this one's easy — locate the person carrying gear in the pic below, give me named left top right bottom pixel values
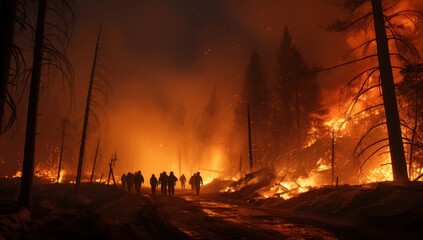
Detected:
left=189, top=174, right=195, bottom=190
left=121, top=173, right=127, bottom=190
left=167, top=171, right=178, bottom=195
left=194, top=172, right=203, bottom=195
left=159, top=171, right=168, bottom=196
left=126, top=172, right=134, bottom=193
left=134, top=171, right=144, bottom=194
left=180, top=174, right=186, bottom=189
left=150, top=174, right=158, bottom=195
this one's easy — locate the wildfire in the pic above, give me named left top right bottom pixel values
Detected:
left=8, top=168, right=68, bottom=183
left=366, top=164, right=393, bottom=182
left=12, top=170, right=22, bottom=178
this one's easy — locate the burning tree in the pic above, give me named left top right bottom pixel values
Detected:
left=328, top=0, right=422, bottom=182
left=398, top=64, right=423, bottom=179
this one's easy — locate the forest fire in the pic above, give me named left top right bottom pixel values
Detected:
left=9, top=168, right=67, bottom=183
left=2, top=0, right=423, bottom=239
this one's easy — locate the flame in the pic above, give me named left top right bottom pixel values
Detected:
left=34, top=169, right=59, bottom=183
left=12, top=170, right=22, bottom=178
left=220, top=186, right=235, bottom=193
left=9, top=167, right=68, bottom=183
left=255, top=159, right=332, bottom=200
left=366, top=164, right=393, bottom=182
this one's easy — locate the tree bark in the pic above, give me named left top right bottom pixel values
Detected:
left=17, top=0, right=47, bottom=210
left=371, top=0, right=409, bottom=182
left=57, top=120, right=66, bottom=183
left=75, top=27, right=102, bottom=194
left=90, top=135, right=100, bottom=183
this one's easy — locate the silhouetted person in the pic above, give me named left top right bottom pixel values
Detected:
left=189, top=174, right=195, bottom=190
left=168, top=171, right=178, bottom=195
left=121, top=173, right=127, bottom=190
left=194, top=172, right=203, bottom=195
left=150, top=174, right=158, bottom=195
left=126, top=172, right=134, bottom=193
left=134, top=171, right=144, bottom=195
left=180, top=174, right=186, bottom=189
left=159, top=171, right=168, bottom=196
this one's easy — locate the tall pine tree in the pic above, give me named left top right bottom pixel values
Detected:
left=234, top=49, right=272, bottom=170
left=275, top=27, right=326, bottom=167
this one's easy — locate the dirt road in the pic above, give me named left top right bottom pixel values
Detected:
left=99, top=189, right=346, bottom=239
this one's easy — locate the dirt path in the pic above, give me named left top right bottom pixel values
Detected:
left=98, top=189, right=344, bottom=239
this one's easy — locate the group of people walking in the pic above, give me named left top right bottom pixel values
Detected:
left=120, top=171, right=204, bottom=196
left=120, top=171, right=144, bottom=194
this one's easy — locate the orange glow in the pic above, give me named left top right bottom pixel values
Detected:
left=12, top=170, right=22, bottom=178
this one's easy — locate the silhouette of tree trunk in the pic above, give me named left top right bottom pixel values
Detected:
left=57, top=120, right=67, bottom=183
left=90, top=135, right=100, bottom=183
left=247, top=104, right=253, bottom=172
left=371, top=0, right=408, bottom=182
left=75, top=28, right=102, bottom=194
left=17, top=0, right=47, bottom=210
left=0, top=0, right=18, bottom=134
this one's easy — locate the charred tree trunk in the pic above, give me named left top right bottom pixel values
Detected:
left=57, top=120, right=66, bottom=183
left=17, top=0, right=47, bottom=210
left=90, top=135, right=100, bottom=183
left=371, top=0, right=408, bottom=182
left=247, top=104, right=253, bottom=172
left=408, top=94, right=418, bottom=180
left=75, top=28, right=102, bottom=194
left=331, top=129, right=335, bottom=185
left=0, top=0, right=18, bottom=133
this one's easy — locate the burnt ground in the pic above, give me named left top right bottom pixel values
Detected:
left=0, top=178, right=422, bottom=239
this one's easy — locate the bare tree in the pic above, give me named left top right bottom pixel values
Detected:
left=17, top=0, right=76, bottom=210
left=90, top=135, right=101, bottom=183
left=17, top=0, right=47, bottom=209
left=75, top=27, right=111, bottom=194
left=57, top=118, right=73, bottom=183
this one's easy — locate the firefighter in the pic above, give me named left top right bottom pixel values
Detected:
left=168, top=171, right=178, bottom=195
left=194, top=172, right=203, bottom=195
left=134, top=170, right=144, bottom=194
left=126, top=172, right=134, bottom=192
left=180, top=174, right=186, bottom=189
left=189, top=174, right=195, bottom=190
left=120, top=173, right=127, bottom=190
left=150, top=174, right=158, bottom=195
left=159, top=171, right=168, bottom=196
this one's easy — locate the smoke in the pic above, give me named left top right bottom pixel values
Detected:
left=4, top=0, right=414, bottom=182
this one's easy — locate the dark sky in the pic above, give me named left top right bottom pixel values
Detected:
left=1, top=0, right=421, bottom=179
